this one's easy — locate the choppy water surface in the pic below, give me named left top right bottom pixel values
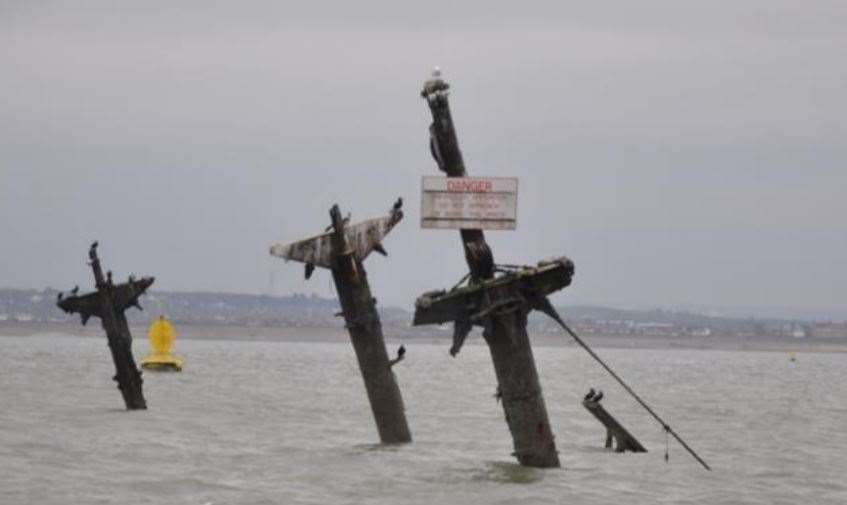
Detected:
left=1, top=334, right=845, bottom=504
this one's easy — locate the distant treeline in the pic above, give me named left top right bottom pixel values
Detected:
left=0, top=288, right=401, bottom=327
left=0, top=287, right=826, bottom=337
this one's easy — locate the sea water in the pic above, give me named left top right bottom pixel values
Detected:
left=1, top=334, right=844, bottom=504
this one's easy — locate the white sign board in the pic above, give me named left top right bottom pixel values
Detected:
left=421, top=176, right=518, bottom=230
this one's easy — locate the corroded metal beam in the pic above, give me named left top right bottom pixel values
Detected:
left=56, top=242, right=152, bottom=410
left=270, top=200, right=412, bottom=444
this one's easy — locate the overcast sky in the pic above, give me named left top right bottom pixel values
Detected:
left=1, top=1, right=845, bottom=315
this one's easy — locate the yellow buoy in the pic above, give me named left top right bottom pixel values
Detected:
left=141, top=315, right=184, bottom=371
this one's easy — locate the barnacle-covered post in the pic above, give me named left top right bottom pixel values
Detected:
left=417, top=71, right=572, bottom=467
left=56, top=242, right=153, bottom=410
left=270, top=200, right=412, bottom=444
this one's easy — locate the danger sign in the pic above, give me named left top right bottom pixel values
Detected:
left=421, top=176, right=518, bottom=230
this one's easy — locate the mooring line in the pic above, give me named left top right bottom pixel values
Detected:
left=545, top=305, right=712, bottom=470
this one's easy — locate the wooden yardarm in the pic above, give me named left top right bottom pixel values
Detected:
left=56, top=242, right=153, bottom=410
left=417, top=73, right=573, bottom=467
left=269, top=201, right=412, bottom=444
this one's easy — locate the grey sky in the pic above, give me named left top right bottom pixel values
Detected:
left=1, top=1, right=845, bottom=314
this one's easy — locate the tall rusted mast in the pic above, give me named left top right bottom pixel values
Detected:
left=56, top=242, right=154, bottom=410
left=419, top=72, right=564, bottom=467
left=270, top=200, right=412, bottom=444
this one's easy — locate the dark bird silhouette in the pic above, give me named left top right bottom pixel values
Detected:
left=584, top=388, right=596, bottom=401
left=57, top=292, right=63, bottom=301
left=88, top=242, right=98, bottom=263
left=70, top=285, right=79, bottom=295
left=324, top=213, right=351, bottom=232
left=388, top=344, right=406, bottom=368
left=393, top=197, right=403, bottom=212
left=593, top=390, right=604, bottom=402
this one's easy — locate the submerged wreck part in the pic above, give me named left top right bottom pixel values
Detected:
left=419, top=72, right=569, bottom=468
left=270, top=201, right=412, bottom=444
left=414, top=260, right=575, bottom=466
left=544, top=306, right=712, bottom=470
left=56, top=242, right=152, bottom=410
left=582, top=393, right=647, bottom=453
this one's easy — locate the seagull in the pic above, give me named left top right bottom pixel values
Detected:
left=70, top=285, right=79, bottom=295
left=584, top=388, right=596, bottom=401
left=593, top=390, right=604, bottom=402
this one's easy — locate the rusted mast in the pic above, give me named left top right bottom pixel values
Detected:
left=56, top=242, right=153, bottom=410
left=270, top=201, right=411, bottom=444
left=420, top=72, right=560, bottom=467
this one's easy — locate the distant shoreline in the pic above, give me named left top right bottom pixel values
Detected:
left=2, top=320, right=846, bottom=354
